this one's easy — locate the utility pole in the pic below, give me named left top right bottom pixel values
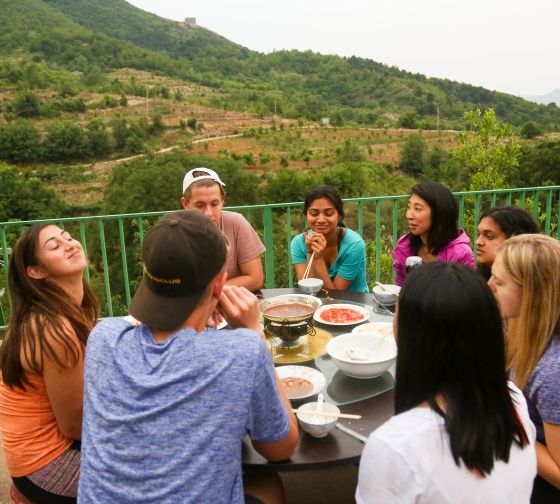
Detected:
left=146, top=87, right=149, bottom=116
left=436, top=101, right=440, bottom=133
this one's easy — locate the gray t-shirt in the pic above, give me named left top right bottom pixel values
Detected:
left=524, top=335, right=560, bottom=444
left=79, top=318, right=290, bottom=504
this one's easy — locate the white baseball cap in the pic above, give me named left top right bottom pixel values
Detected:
left=182, top=167, right=226, bottom=194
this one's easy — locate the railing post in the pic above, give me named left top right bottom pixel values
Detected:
left=262, top=206, right=275, bottom=288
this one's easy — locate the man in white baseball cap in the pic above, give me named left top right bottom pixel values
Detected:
left=181, top=167, right=265, bottom=291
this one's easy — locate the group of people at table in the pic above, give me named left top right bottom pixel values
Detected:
left=0, top=167, right=557, bottom=503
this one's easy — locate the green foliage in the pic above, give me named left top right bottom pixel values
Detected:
left=520, top=121, right=542, bottom=139
left=453, top=108, right=521, bottom=190
left=42, top=121, right=85, bottom=161
left=399, top=134, right=428, bottom=176
left=10, top=91, right=41, bottom=118
left=0, top=120, right=41, bottom=162
left=516, top=140, right=560, bottom=186
left=86, top=118, right=111, bottom=157
left=0, top=163, right=69, bottom=221
left=398, top=111, right=419, bottom=129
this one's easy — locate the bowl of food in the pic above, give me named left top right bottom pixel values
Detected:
left=372, top=284, right=401, bottom=306
left=326, top=331, right=397, bottom=379
left=276, top=365, right=326, bottom=400
left=296, top=400, right=340, bottom=438
left=259, top=294, right=322, bottom=324
left=297, top=277, right=324, bottom=295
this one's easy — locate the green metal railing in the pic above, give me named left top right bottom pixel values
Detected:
left=1, top=185, right=559, bottom=330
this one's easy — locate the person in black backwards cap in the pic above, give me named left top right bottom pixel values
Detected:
left=79, top=210, right=298, bottom=504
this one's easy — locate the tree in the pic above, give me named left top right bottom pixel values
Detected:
left=0, top=164, right=68, bottom=221
left=42, top=122, right=85, bottom=161
left=0, top=120, right=41, bottom=162
left=520, top=121, right=542, bottom=139
left=11, top=91, right=41, bottom=118
left=86, top=119, right=111, bottom=157
left=453, top=108, right=520, bottom=190
left=398, top=111, right=419, bottom=129
left=399, top=134, right=428, bottom=176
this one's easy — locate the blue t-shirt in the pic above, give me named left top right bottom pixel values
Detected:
left=524, top=335, right=560, bottom=444
left=290, top=228, right=368, bottom=292
left=79, top=318, right=290, bottom=504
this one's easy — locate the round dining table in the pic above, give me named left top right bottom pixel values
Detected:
left=242, top=288, right=396, bottom=472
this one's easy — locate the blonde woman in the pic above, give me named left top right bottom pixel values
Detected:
left=490, top=234, right=560, bottom=502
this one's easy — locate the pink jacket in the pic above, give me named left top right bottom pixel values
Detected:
left=392, top=230, right=475, bottom=286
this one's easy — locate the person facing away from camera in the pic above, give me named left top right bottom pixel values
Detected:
left=181, top=167, right=265, bottom=291
left=79, top=210, right=298, bottom=504
left=291, top=185, right=368, bottom=292
left=490, top=234, right=560, bottom=502
left=475, top=205, right=539, bottom=280
left=393, top=181, right=475, bottom=286
left=0, top=224, right=99, bottom=503
left=356, top=262, right=536, bottom=503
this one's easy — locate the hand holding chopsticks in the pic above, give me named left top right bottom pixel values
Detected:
left=291, top=408, right=361, bottom=420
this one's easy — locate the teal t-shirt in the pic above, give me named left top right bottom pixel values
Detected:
left=291, top=227, right=369, bottom=292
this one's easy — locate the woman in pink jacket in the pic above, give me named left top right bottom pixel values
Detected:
left=393, top=181, right=475, bottom=286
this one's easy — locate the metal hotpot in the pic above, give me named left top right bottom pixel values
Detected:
left=259, top=294, right=322, bottom=341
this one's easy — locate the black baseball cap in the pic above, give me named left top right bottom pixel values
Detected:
left=129, top=210, right=228, bottom=331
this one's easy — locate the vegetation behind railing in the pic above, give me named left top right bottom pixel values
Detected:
left=1, top=185, right=559, bottom=330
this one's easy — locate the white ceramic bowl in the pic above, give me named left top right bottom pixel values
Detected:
left=297, top=277, right=323, bottom=295
left=296, top=401, right=340, bottom=438
left=326, top=331, right=397, bottom=379
left=372, top=284, right=401, bottom=306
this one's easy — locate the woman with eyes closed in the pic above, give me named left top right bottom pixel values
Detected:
left=181, top=167, right=265, bottom=292
left=475, top=205, right=539, bottom=280
left=0, top=224, right=99, bottom=503
left=291, top=185, right=368, bottom=292
left=392, top=181, right=475, bottom=286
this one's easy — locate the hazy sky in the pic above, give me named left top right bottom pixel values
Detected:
left=127, top=0, right=559, bottom=97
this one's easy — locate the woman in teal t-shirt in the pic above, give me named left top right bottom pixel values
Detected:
left=290, top=186, right=368, bottom=292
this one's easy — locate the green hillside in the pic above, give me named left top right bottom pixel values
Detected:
left=0, top=0, right=548, bottom=129
left=36, top=0, right=560, bottom=129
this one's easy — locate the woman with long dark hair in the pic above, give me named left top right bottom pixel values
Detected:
left=490, top=234, right=560, bottom=502
left=356, top=262, right=536, bottom=502
left=476, top=205, right=539, bottom=280
left=392, top=181, right=475, bottom=285
left=291, top=185, right=368, bottom=292
left=0, top=224, right=99, bottom=503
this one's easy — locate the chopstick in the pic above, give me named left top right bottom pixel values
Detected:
left=291, top=408, right=361, bottom=420
left=302, top=251, right=315, bottom=280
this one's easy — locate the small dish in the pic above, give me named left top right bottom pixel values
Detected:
left=313, top=304, right=370, bottom=326
left=296, top=400, right=340, bottom=438
left=276, top=365, right=326, bottom=400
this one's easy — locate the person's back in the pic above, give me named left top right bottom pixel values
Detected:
left=356, top=262, right=536, bottom=503
left=357, top=385, right=535, bottom=503
left=79, top=210, right=297, bottom=503
left=80, top=320, right=288, bottom=503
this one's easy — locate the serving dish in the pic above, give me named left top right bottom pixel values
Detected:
left=313, top=304, right=370, bottom=326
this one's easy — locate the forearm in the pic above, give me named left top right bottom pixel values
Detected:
left=311, top=258, right=335, bottom=289
left=536, top=441, right=560, bottom=489
left=226, top=274, right=262, bottom=292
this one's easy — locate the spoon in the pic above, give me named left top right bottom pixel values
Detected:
left=374, top=281, right=387, bottom=291
left=313, top=393, right=324, bottom=423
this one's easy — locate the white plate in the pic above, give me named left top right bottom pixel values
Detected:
left=352, top=321, right=394, bottom=337
left=313, top=304, right=370, bottom=326
left=276, top=365, right=326, bottom=400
